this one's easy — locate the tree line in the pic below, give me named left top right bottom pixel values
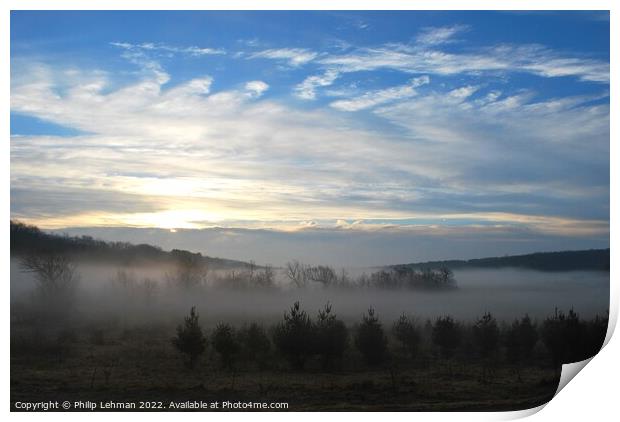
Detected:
left=173, top=302, right=608, bottom=383
left=10, top=220, right=243, bottom=269
left=395, top=249, right=610, bottom=272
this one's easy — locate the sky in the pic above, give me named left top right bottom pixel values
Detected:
left=10, top=11, right=610, bottom=266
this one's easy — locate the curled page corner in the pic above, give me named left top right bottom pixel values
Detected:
left=555, top=357, right=594, bottom=396
left=500, top=356, right=596, bottom=420
left=498, top=402, right=547, bottom=420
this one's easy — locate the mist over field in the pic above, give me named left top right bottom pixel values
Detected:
left=10, top=259, right=609, bottom=324
left=48, top=226, right=611, bottom=268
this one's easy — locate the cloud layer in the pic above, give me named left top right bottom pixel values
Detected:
left=10, top=20, right=610, bottom=263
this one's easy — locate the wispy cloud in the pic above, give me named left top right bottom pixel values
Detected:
left=330, top=76, right=430, bottom=111
left=10, top=16, right=610, bottom=260
left=110, top=41, right=225, bottom=56
left=248, top=48, right=318, bottom=67
left=319, top=42, right=609, bottom=83
left=294, top=69, right=340, bottom=100
left=416, top=25, right=469, bottom=45
left=10, top=56, right=608, bottom=239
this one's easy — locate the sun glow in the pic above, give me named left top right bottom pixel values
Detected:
left=111, top=209, right=222, bottom=229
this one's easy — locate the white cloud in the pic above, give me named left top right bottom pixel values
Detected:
left=116, top=46, right=170, bottom=85
left=248, top=48, right=318, bottom=67
left=330, top=76, right=430, bottom=112
left=319, top=42, right=609, bottom=83
left=244, top=80, right=269, bottom=98
left=111, top=41, right=225, bottom=56
left=410, top=75, right=431, bottom=87
left=294, top=69, right=340, bottom=100
left=416, top=25, right=469, bottom=46
left=166, top=77, right=213, bottom=96
left=448, top=85, right=478, bottom=100
left=10, top=57, right=609, bottom=240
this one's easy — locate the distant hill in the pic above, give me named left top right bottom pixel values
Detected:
left=10, top=220, right=252, bottom=269
left=392, top=249, right=610, bottom=272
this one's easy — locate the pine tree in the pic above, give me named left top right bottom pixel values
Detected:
left=355, top=307, right=388, bottom=366
left=172, top=306, right=207, bottom=368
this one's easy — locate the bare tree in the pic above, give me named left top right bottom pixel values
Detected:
left=285, top=260, right=307, bottom=288
left=167, top=250, right=208, bottom=289
left=307, top=265, right=337, bottom=287
left=19, top=253, right=79, bottom=300
left=255, top=265, right=275, bottom=288
left=337, top=269, right=351, bottom=287
left=247, top=260, right=257, bottom=281
left=139, top=277, right=158, bottom=304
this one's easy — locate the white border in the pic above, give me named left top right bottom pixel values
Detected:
left=2, top=1, right=616, bottom=421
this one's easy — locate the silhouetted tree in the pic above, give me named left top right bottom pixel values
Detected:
left=393, top=314, right=420, bottom=359
left=315, top=303, right=348, bottom=370
left=432, top=316, right=461, bottom=359
left=19, top=253, right=79, bottom=308
left=473, top=312, right=500, bottom=358
left=438, top=267, right=455, bottom=286
left=139, top=277, right=158, bottom=304
left=239, top=323, right=271, bottom=369
left=167, top=250, right=208, bottom=289
left=541, top=307, right=591, bottom=372
left=172, top=306, right=207, bottom=368
left=212, top=323, right=241, bottom=370
left=254, top=265, right=275, bottom=288
left=564, top=308, right=587, bottom=362
left=273, top=301, right=315, bottom=370
left=472, top=312, right=500, bottom=383
left=541, top=309, right=566, bottom=371
left=285, top=261, right=308, bottom=288
left=355, top=307, right=388, bottom=366
left=583, top=312, right=608, bottom=358
left=504, top=314, right=538, bottom=381
left=307, top=265, right=338, bottom=287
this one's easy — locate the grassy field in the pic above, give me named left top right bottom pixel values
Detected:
left=11, top=320, right=560, bottom=411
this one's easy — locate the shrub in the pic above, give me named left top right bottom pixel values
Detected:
left=172, top=306, right=207, bottom=368
left=583, top=313, right=608, bottom=358
left=238, top=323, right=271, bottom=369
left=432, top=316, right=461, bottom=359
left=472, top=312, right=500, bottom=360
left=393, top=313, right=420, bottom=359
left=472, top=312, right=500, bottom=382
left=504, top=314, right=538, bottom=381
left=541, top=308, right=587, bottom=369
left=355, top=307, right=388, bottom=366
left=211, top=323, right=241, bottom=370
left=273, top=301, right=315, bottom=370
left=315, top=303, right=348, bottom=370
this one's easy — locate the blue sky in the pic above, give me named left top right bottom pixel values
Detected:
left=10, top=11, right=610, bottom=265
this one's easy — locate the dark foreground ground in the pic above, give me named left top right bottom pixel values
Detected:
left=11, top=324, right=559, bottom=411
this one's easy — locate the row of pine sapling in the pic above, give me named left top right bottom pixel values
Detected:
left=172, top=302, right=608, bottom=383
